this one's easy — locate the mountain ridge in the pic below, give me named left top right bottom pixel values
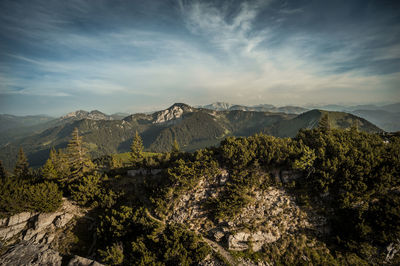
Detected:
left=0, top=103, right=383, bottom=170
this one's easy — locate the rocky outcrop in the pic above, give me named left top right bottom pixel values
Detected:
left=168, top=169, right=326, bottom=254
left=0, top=242, right=63, bottom=266
left=153, top=103, right=193, bottom=124
left=0, top=212, right=37, bottom=242
left=0, top=242, right=104, bottom=266
left=169, top=170, right=228, bottom=231
left=224, top=188, right=312, bottom=251
left=1, top=199, right=82, bottom=246
left=0, top=199, right=103, bottom=266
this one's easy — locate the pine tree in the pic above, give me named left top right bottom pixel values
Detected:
left=130, top=131, right=144, bottom=166
left=350, top=120, right=360, bottom=132
left=14, top=147, right=30, bottom=179
left=56, top=149, right=71, bottom=182
left=67, top=128, right=94, bottom=181
left=0, top=160, right=6, bottom=179
left=172, top=139, right=180, bottom=154
left=42, top=148, right=58, bottom=180
left=319, top=114, right=331, bottom=131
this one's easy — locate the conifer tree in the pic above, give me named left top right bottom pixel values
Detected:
left=130, top=131, right=144, bottom=166
left=0, top=160, right=6, bottom=179
left=56, top=149, right=71, bottom=182
left=42, top=148, right=58, bottom=180
left=350, top=120, right=360, bottom=132
left=67, top=128, right=94, bottom=181
left=319, top=114, right=331, bottom=131
left=14, top=147, right=30, bottom=179
left=172, top=139, right=180, bottom=154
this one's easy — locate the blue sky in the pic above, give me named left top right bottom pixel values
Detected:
left=0, top=0, right=399, bottom=116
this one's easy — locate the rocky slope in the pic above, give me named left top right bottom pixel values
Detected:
left=0, top=199, right=103, bottom=266
left=162, top=169, right=327, bottom=259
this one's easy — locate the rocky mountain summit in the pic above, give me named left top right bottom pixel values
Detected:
left=61, top=110, right=114, bottom=121
left=153, top=103, right=194, bottom=124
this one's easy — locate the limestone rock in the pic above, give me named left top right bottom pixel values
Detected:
left=0, top=242, right=62, bottom=266
left=6, top=212, right=33, bottom=227
left=0, top=222, right=26, bottom=241
left=54, top=213, right=74, bottom=228
left=228, top=232, right=251, bottom=251
left=213, top=230, right=225, bottom=242
left=35, top=212, right=62, bottom=230
left=0, top=217, right=7, bottom=227
left=68, top=255, right=104, bottom=266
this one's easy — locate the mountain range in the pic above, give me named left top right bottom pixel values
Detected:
left=200, top=102, right=400, bottom=132
left=0, top=103, right=383, bottom=170
left=200, top=102, right=308, bottom=114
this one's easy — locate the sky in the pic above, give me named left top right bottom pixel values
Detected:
left=0, top=0, right=399, bottom=116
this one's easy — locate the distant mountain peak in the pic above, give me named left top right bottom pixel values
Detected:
left=61, top=110, right=112, bottom=121
left=202, top=102, right=233, bottom=111
left=61, top=110, right=88, bottom=119
left=168, top=103, right=192, bottom=110
left=153, top=103, right=194, bottom=124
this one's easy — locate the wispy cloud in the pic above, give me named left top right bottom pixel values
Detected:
left=0, top=0, right=399, bottom=115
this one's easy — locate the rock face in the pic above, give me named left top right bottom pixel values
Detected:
left=61, top=110, right=113, bottom=121
left=153, top=103, right=193, bottom=124
left=0, top=242, right=104, bottom=266
left=226, top=189, right=312, bottom=251
left=169, top=170, right=227, bottom=231
left=168, top=169, right=326, bottom=254
left=0, top=242, right=63, bottom=266
left=0, top=212, right=37, bottom=242
left=0, top=199, right=104, bottom=266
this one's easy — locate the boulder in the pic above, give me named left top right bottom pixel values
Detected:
left=228, top=232, right=251, bottom=251
left=34, top=212, right=61, bottom=230
left=54, top=213, right=74, bottom=228
left=213, top=230, right=225, bottom=242
left=251, top=231, right=280, bottom=251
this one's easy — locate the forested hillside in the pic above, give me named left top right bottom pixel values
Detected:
left=0, top=104, right=382, bottom=171
left=0, top=124, right=398, bottom=265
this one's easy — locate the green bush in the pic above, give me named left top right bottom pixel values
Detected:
left=69, top=173, right=103, bottom=206
left=25, top=181, right=63, bottom=212
left=0, top=176, right=62, bottom=217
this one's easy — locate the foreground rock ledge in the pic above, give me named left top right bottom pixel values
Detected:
left=0, top=198, right=103, bottom=266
